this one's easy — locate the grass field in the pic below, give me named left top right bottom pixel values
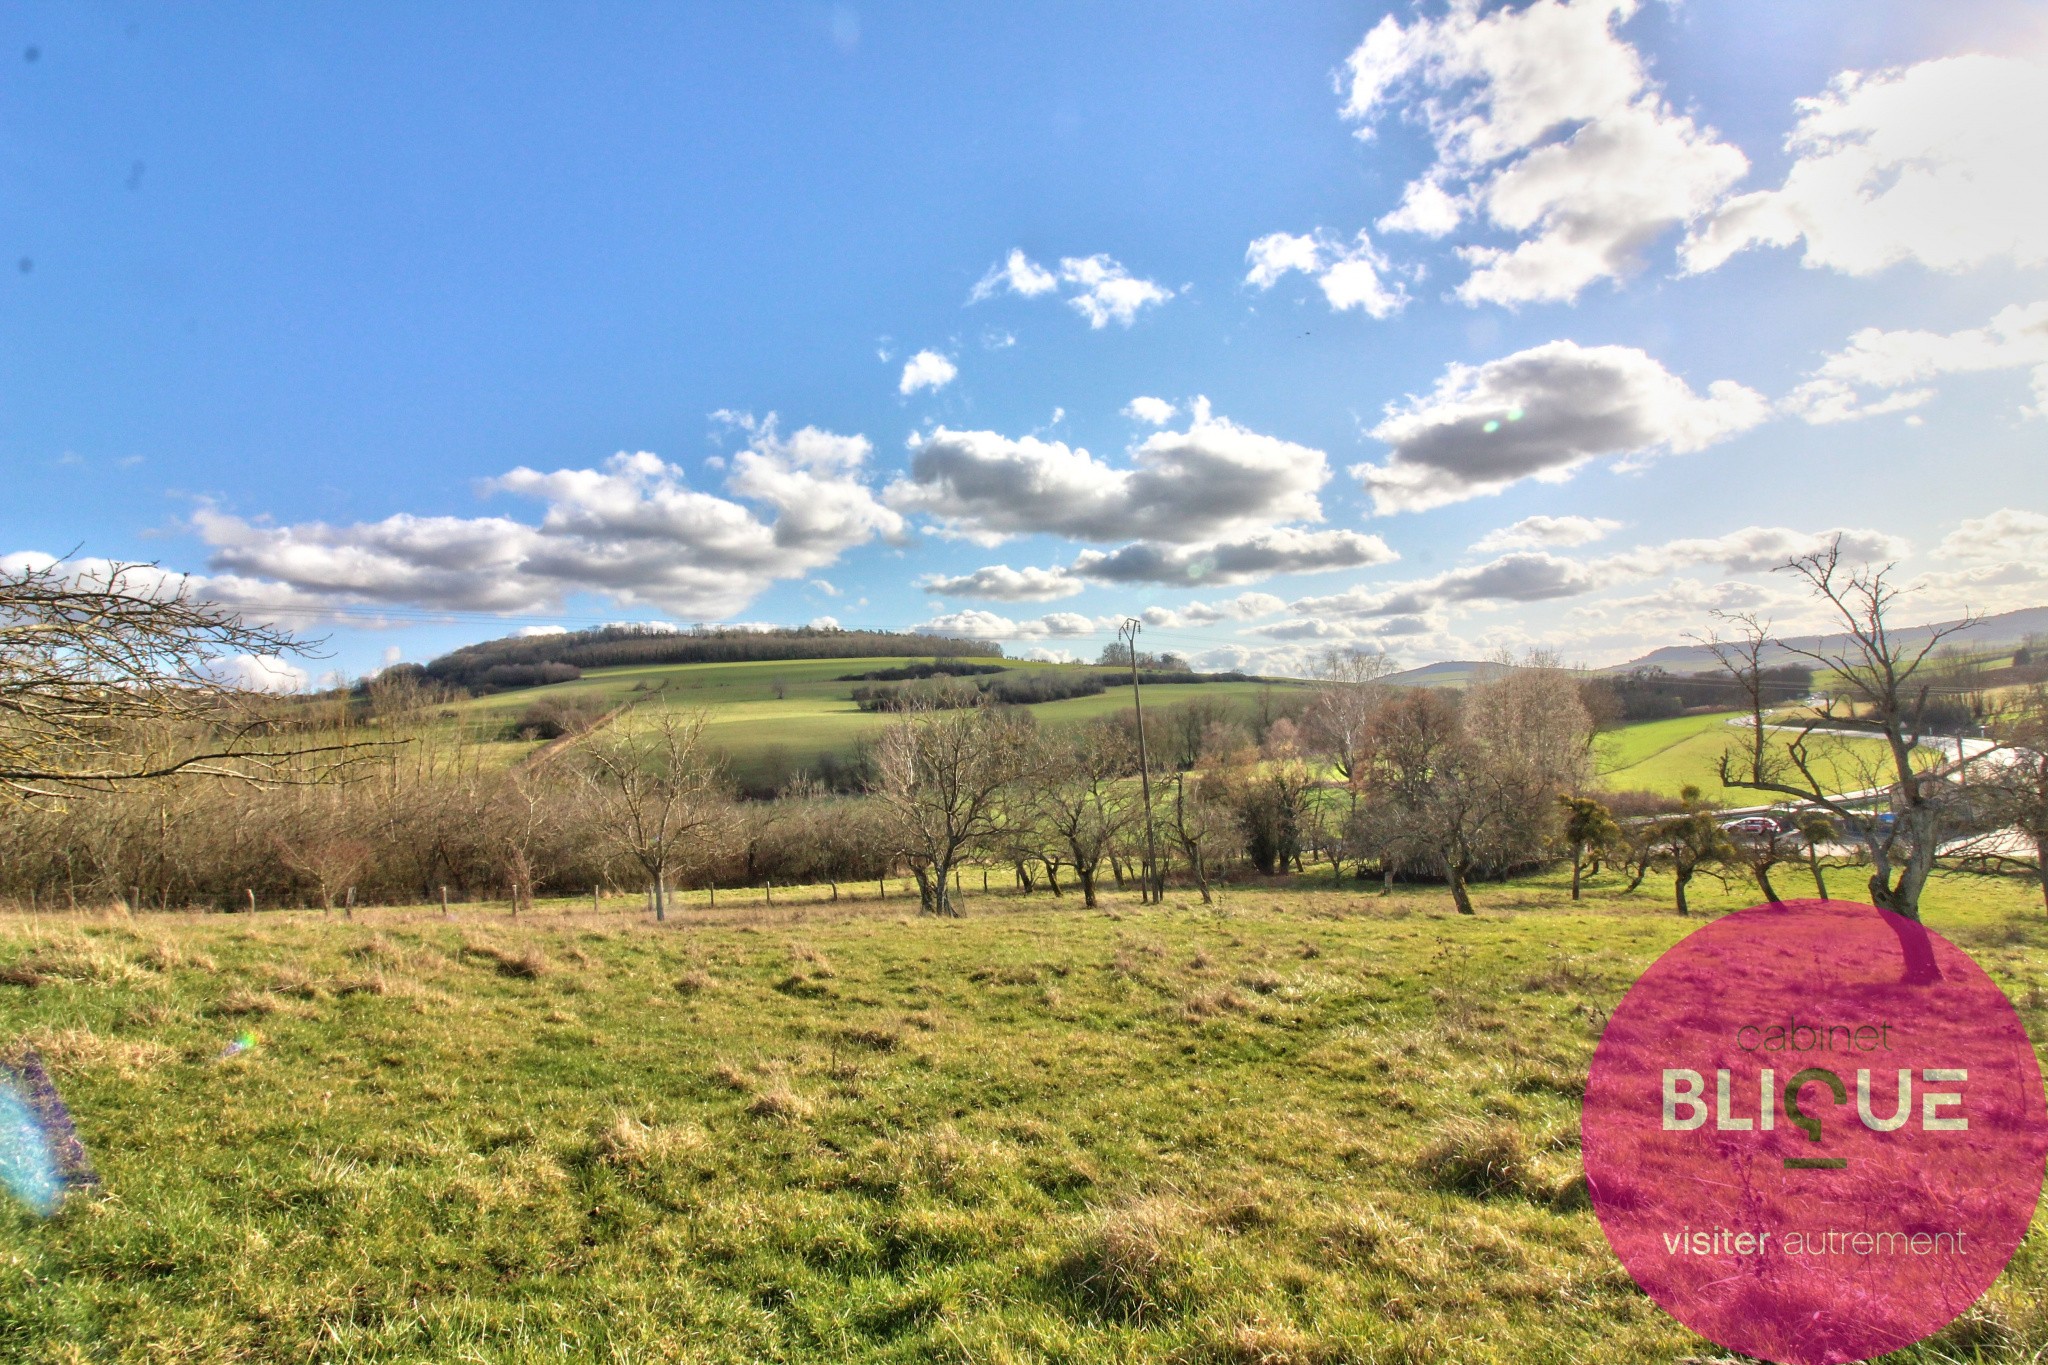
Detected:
left=4, top=869, right=2045, bottom=1362
left=453, top=658, right=1303, bottom=787
left=1593, top=710, right=1934, bottom=803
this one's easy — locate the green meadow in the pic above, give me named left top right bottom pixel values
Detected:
left=452, top=658, right=1303, bottom=787
left=3, top=870, right=2044, bottom=1363
left=1592, top=710, right=1935, bottom=803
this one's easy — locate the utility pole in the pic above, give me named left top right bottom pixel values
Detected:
left=1120, top=618, right=1163, bottom=904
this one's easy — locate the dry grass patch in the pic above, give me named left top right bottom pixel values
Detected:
left=1415, top=1119, right=1535, bottom=1199
left=674, top=967, right=716, bottom=995
left=462, top=940, right=551, bottom=980
left=592, top=1111, right=707, bottom=1169
left=15, top=1027, right=175, bottom=1078
left=786, top=940, right=835, bottom=977
left=747, top=1079, right=816, bottom=1122
left=1239, top=968, right=1286, bottom=996
left=1183, top=987, right=1250, bottom=1021
left=6, top=939, right=146, bottom=987
left=136, top=939, right=215, bottom=974
left=209, top=988, right=297, bottom=1018
left=1063, top=1195, right=1214, bottom=1323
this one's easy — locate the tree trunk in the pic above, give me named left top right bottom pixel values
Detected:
left=652, top=874, right=666, bottom=922
left=1569, top=851, right=1583, bottom=901
left=1014, top=860, right=1035, bottom=894
left=1448, top=863, right=1474, bottom=916
left=1755, top=862, right=1782, bottom=905
left=1045, top=862, right=1063, bottom=897
left=1191, top=856, right=1212, bottom=905
left=1869, top=897, right=1943, bottom=984
left=1674, top=866, right=1691, bottom=916
left=1623, top=857, right=1649, bottom=895
left=1806, top=846, right=1829, bottom=900
left=1078, top=865, right=1098, bottom=909
left=1381, top=864, right=1394, bottom=897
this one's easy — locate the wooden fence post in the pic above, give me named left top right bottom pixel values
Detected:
left=440, top=885, right=450, bottom=918
left=246, top=888, right=256, bottom=915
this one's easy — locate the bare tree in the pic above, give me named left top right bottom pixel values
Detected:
left=1163, top=770, right=1239, bottom=904
left=1954, top=685, right=2048, bottom=911
left=1024, top=721, right=1137, bottom=908
left=0, top=559, right=368, bottom=799
left=1301, top=646, right=1397, bottom=815
left=1709, top=539, right=1980, bottom=980
left=871, top=703, right=1029, bottom=917
left=579, top=707, right=730, bottom=921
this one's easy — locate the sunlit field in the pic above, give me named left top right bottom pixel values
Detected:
left=444, top=657, right=1307, bottom=789
left=4, top=870, right=2044, bottom=1364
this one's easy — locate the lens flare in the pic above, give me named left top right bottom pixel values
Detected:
left=0, top=1051, right=94, bottom=1215
left=0, top=1084, right=62, bottom=1215
left=1483, top=419, right=1500, bottom=433
left=221, top=1032, right=258, bottom=1059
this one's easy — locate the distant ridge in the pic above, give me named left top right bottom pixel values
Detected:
left=1380, top=660, right=1508, bottom=689
left=1609, top=603, right=2048, bottom=675
left=423, top=624, right=999, bottom=693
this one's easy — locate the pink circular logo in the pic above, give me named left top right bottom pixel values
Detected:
left=1583, top=899, right=2047, bottom=1364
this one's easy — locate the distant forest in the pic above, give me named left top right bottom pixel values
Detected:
left=1586, top=665, right=1814, bottom=723
left=422, top=625, right=997, bottom=693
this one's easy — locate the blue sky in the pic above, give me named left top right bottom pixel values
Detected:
left=6, top=1, right=2046, bottom=686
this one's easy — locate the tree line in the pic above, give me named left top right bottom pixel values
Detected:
left=4, top=547, right=2044, bottom=935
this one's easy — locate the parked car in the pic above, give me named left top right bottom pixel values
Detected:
left=1721, top=815, right=1783, bottom=836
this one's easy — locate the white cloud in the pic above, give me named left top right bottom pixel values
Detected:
left=1069, top=528, right=1397, bottom=587
left=1471, top=514, right=1621, bottom=552
left=1937, top=508, right=2048, bottom=564
left=380, top=645, right=404, bottom=667
left=890, top=399, right=1335, bottom=545
left=1123, top=396, right=1179, bottom=425
left=1138, top=592, right=1286, bottom=629
left=898, top=350, right=958, bottom=396
left=1058, top=254, right=1174, bottom=328
left=218, top=653, right=310, bottom=694
left=1785, top=301, right=2048, bottom=424
left=919, top=564, right=1084, bottom=602
left=970, top=248, right=1059, bottom=301
left=912, top=609, right=1110, bottom=642
left=190, top=417, right=903, bottom=622
left=924, top=530, right=1395, bottom=602
left=808, top=614, right=841, bottom=630
left=1356, top=340, right=1769, bottom=513
left=971, top=249, right=1173, bottom=328
left=1243, top=230, right=1407, bottom=317
left=1684, top=55, right=2048, bottom=277
left=1344, top=0, right=1748, bottom=306
left=1376, top=176, right=1464, bottom=237
left=807, top=577, right=841, bottom=597
left=515, top=625, right=568, bottom=637
left=1282, top=523, right=1905, bottom=625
